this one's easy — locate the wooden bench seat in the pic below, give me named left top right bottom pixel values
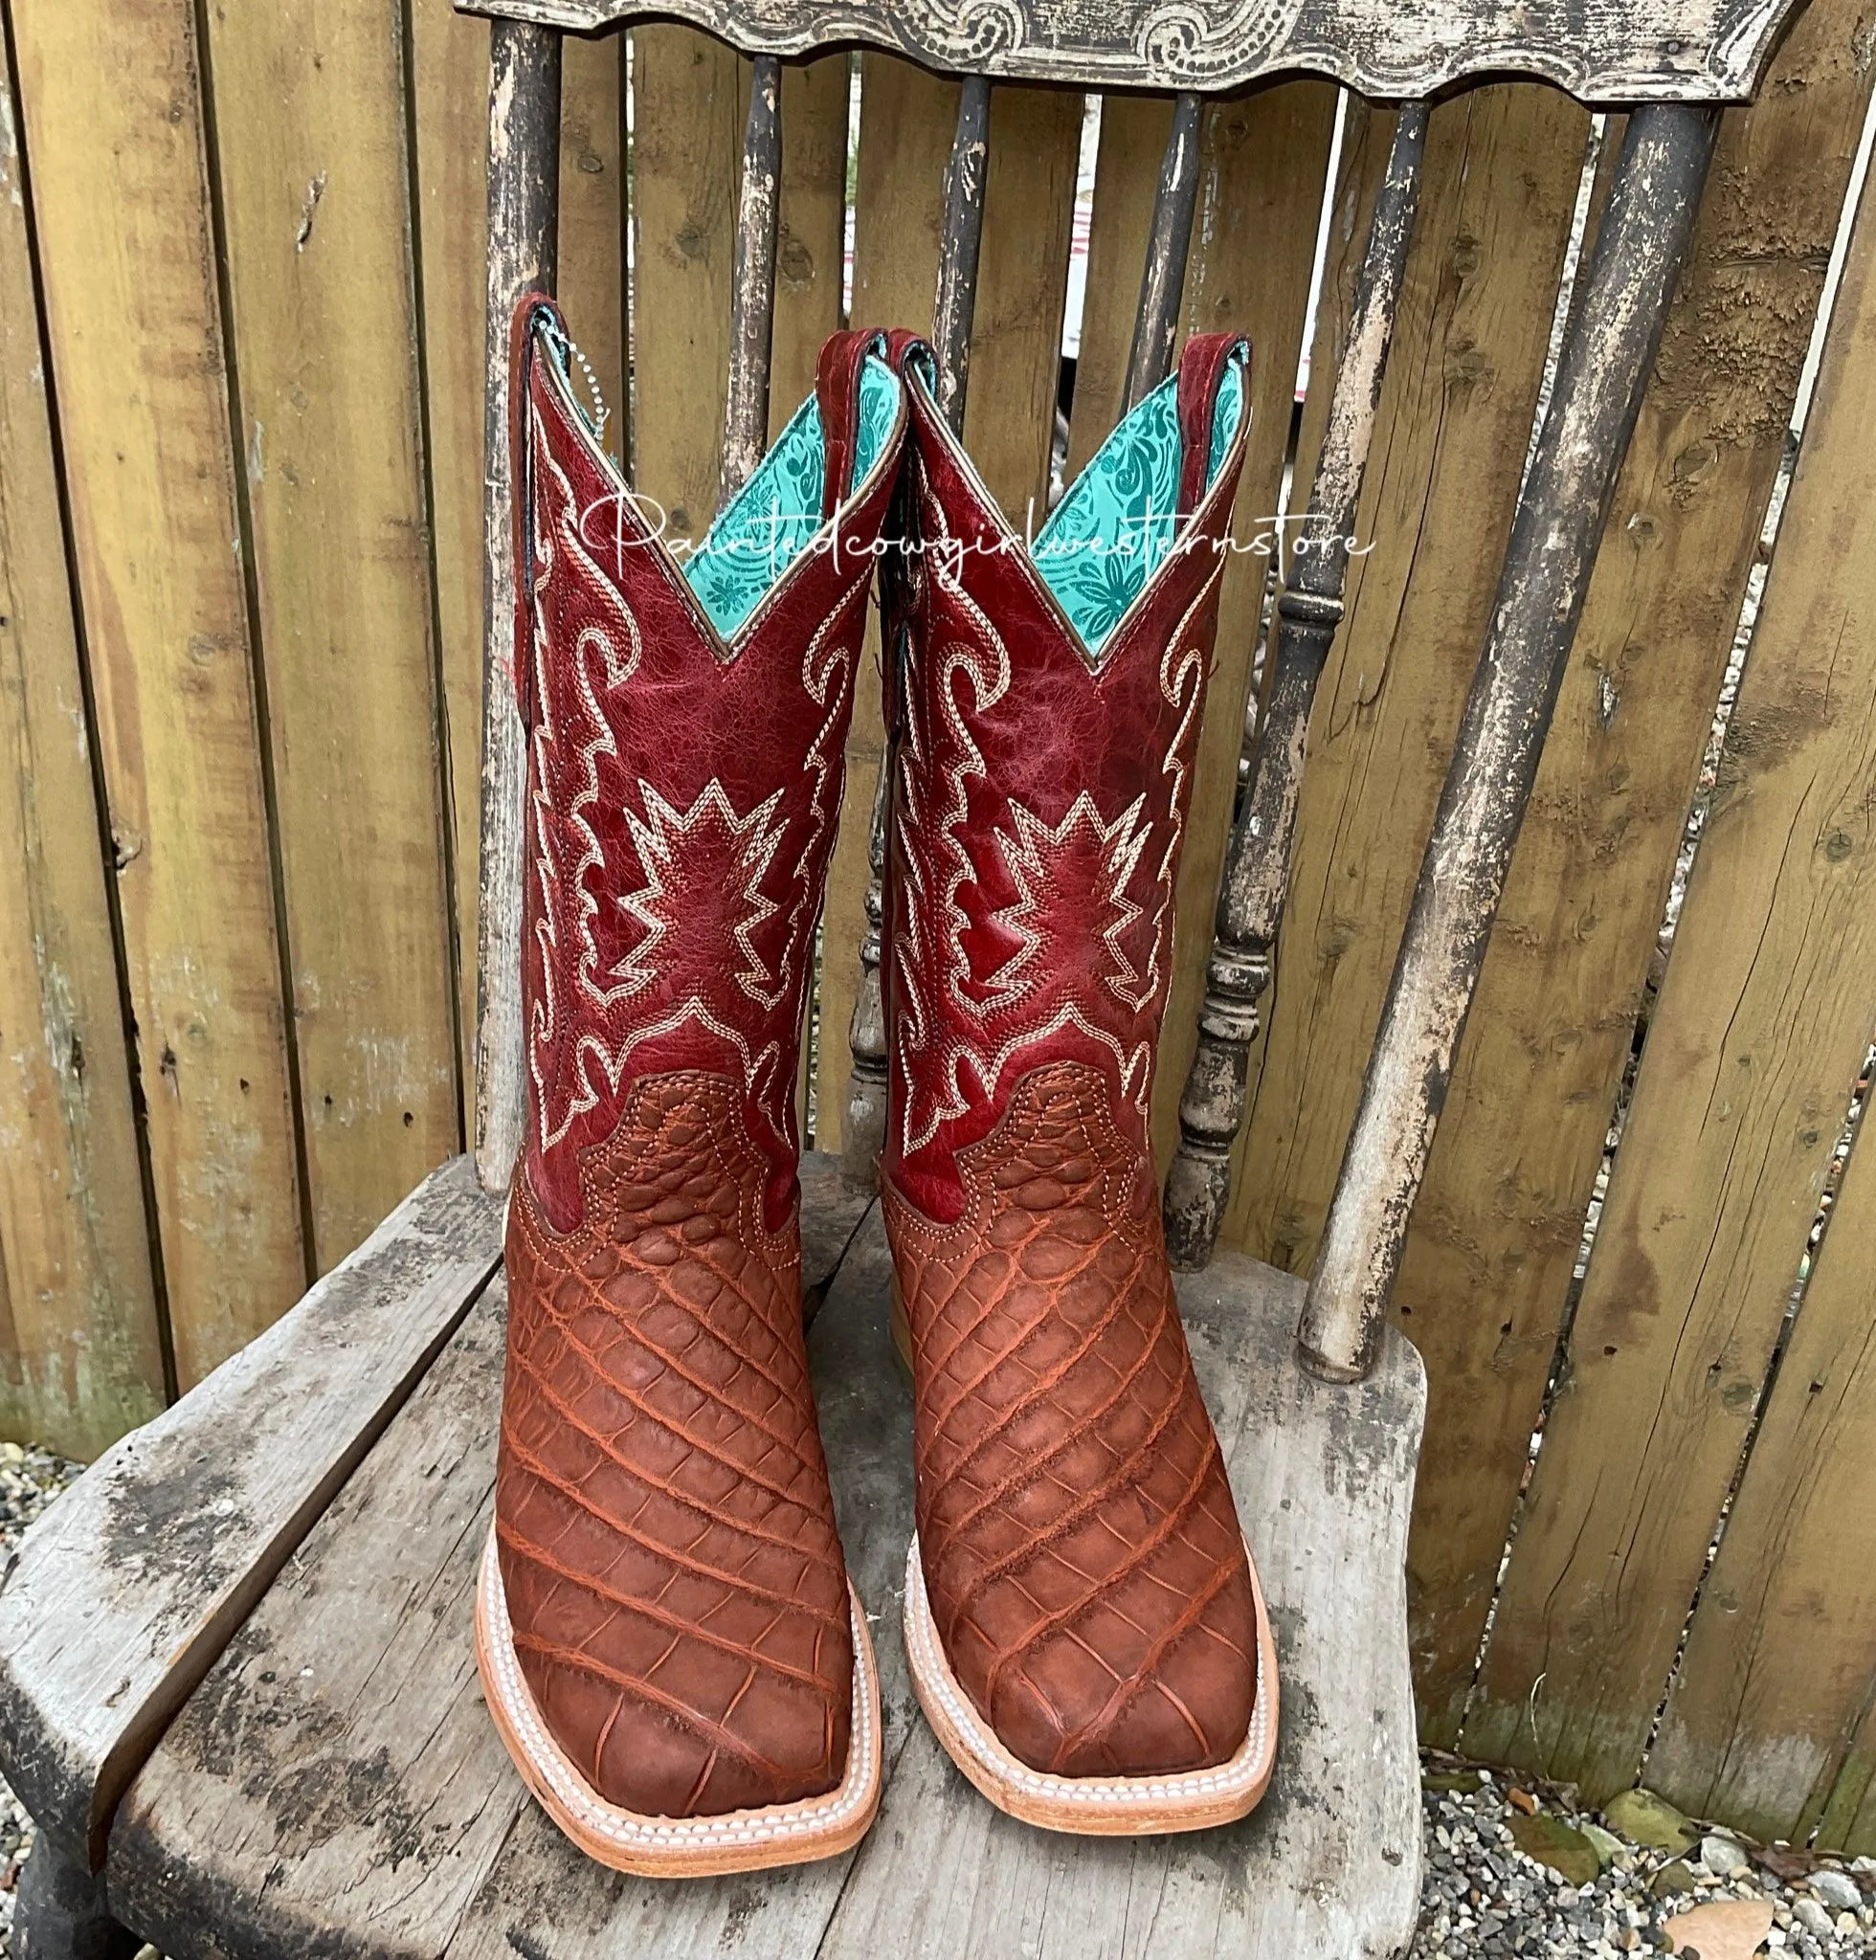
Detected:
left=0, top=1160, right=1422, bottom=1958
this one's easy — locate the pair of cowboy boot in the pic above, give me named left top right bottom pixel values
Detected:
left=474, top=300, right=1278, bottom=1878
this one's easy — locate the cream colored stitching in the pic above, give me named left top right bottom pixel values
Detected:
left=903, top=1534, right=1271, bottom=1807
left=480, top=1532, right=877, bottom=1849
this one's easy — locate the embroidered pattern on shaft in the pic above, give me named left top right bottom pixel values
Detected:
left=523, top=390, right=868, bottom=1161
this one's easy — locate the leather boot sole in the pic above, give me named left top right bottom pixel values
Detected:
left=476, top=1529, right=882, bottom=1876
left=903, top=1533, right=1279, bottom=1836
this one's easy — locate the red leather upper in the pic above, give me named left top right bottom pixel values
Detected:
left=495, top=308, right=904, bottom=1820
left=878, top=334, right=1263, bottom=1782
left=881, top=335, right=1252, bottom=1224
left=514, top=305, right=903, bottom=1234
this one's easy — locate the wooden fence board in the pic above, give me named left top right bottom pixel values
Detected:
left=1649, top=1085, right=1876, bottom=1847
left=9, top=0, right=308, bottom=1392
left=1462, top=140, right=1876, bottom=1801
left=1145, top=84, right=1340, bottom=1177
left=770, top=56, right=851, bottom=434
left=203, top=0, right=461, bottom=1277
left=0, top=32, right=167, bottom=1458
left=814, top=61, right=1079, bottom=1148
left=1220, top=83, right=1589, bottom=1276
left=1065, top=94, right=1170, bottom=482
left=630, top=25, right=740, bottom=546
left=557, top=32, right=627, bottom=429
left=410, top=0, right=491, bottom=1092
left=1402, top=0, right=1876, bottom=1748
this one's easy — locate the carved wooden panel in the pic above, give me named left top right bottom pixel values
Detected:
left=455, top=0, right=1808, bottom=104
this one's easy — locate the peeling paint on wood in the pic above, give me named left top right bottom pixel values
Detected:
left=474, top=20, right=561, bottom=1195
left=1299, top=104, right=1721, bottom=1381
left=453, top=0, right=1811, bottom=107
left=1162, top=101, right=1428, bottom=1275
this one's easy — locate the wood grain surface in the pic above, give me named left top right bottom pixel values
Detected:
left=0, top=1156, right=501, bottom=1866
left=0, top=27, right=168, bottom=1458
left=1462, top=130, right=1876, bottom=1799
left=9, top=0, right=309, bottom=1390
left=101, top=1184, right=1426, bottom=1959
left=1399, top=0, right=1876, bottom=1747
left=203, top=0, right=462, bottom=1274
left=1223, top=85, right=1590, bottom=1278
left=451, top=0, right=1810, bottom=107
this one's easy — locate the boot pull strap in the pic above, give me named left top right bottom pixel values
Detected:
left=1175, top=332, right=1252, bottom=517
left=511, top=291, right=561, bottom=731
left=815, top=328, right=889, bottom=523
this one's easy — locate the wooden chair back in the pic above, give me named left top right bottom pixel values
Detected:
left=458, top=0, right=1809, bottom=1383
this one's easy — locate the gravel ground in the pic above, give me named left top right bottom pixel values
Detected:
left=0, top=1448, right=1864, bottom=1957
left=0, top=1443, right=82, bottom=1954
left=1411, top=1756, right=1875, bottom=1958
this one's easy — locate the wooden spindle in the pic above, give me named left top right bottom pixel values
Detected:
left=474, top=20, right=563, bottom=1196
left=1163, top=101, right=1429, bottom=1270
left=842, top=73, right=993, bottom=1188
left=1298, top=103, right=1721, bottom=1382
left=1121, top=90, right=1203, bottom=412
left=930, top=73, right=993, bottom=434
left=719, top=54, right=782, bottom=509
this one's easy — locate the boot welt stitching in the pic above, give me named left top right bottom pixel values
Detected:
left=480, top=1530, right=877, bottom=1847
left=904, top=1535, right=1270, bottom=1803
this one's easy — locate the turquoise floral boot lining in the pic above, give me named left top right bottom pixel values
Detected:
left=541, top=320, right=900, bottom=641
left=1031, top=350, right=1248, bottom=655
left=683, top=355, right=900, bottom=635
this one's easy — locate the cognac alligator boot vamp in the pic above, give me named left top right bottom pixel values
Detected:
left=475, top=301, right=906, bottom=1876
left=879, top=332, right=1280, bottom=1836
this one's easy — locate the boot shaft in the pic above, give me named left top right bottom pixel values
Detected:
left=513, top=304, right=905, bottom=1232
left=881, top=334, right=1252, bottom=1221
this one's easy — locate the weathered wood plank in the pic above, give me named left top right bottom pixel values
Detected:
left=451, top=0, right=1808, bottom=107
left=108, top=1281, right=526, bottom=1956
left=1067, top=95, right=1172, bottom=481
left=203, top=0, right=463, bottom=1273
left=9, top=0, right=309, bottom=1389
left=816, top=1250, right=1426, bottom=1960
left=558, top=31, right=628, bottom=431
left=103, top=1173, right=1423, bottom=1958
left=1163, top=100, right=1430, bottom=1273
left=1461, top=137, right=1876, bottom=1800
left=816, top=60, right=1080, bottom=1150
left=957, top=85, right=1080, bottom=523
left=629, top=26, right=741, bottom=547
left=770, top=56, right=852, bottom=438
left=0, top=1157, right=502, bottom=1866
left=472, top=18, right=561, bottom=1193
left=1399, top=0, right=1876, bottom=1747
left=1299, top=100, right=1723, bottom=1376
left=1138, top=83, right=1342, bottom=1183
left=1648, top=1083, right=1876, bottom=1848
left=0, top=29, right=167, bottom=1458
left=1222, top=86, right=1588, bottom=1273
left=410, top=0, right=493, bottom=1091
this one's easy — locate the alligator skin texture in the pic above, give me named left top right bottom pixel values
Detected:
left=880, top=332, right=1261, bottom=1777
left=501, top=1073, right=852, bottom=1815
left=884, top=1064, right=1257, bottom=1776
left=494, top=303, right=903, bottom=1815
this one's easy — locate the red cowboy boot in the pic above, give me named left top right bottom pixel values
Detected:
left=475, top=300, right=905, bottom=1876
left=880, top=332, right=1279, bottom=1835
